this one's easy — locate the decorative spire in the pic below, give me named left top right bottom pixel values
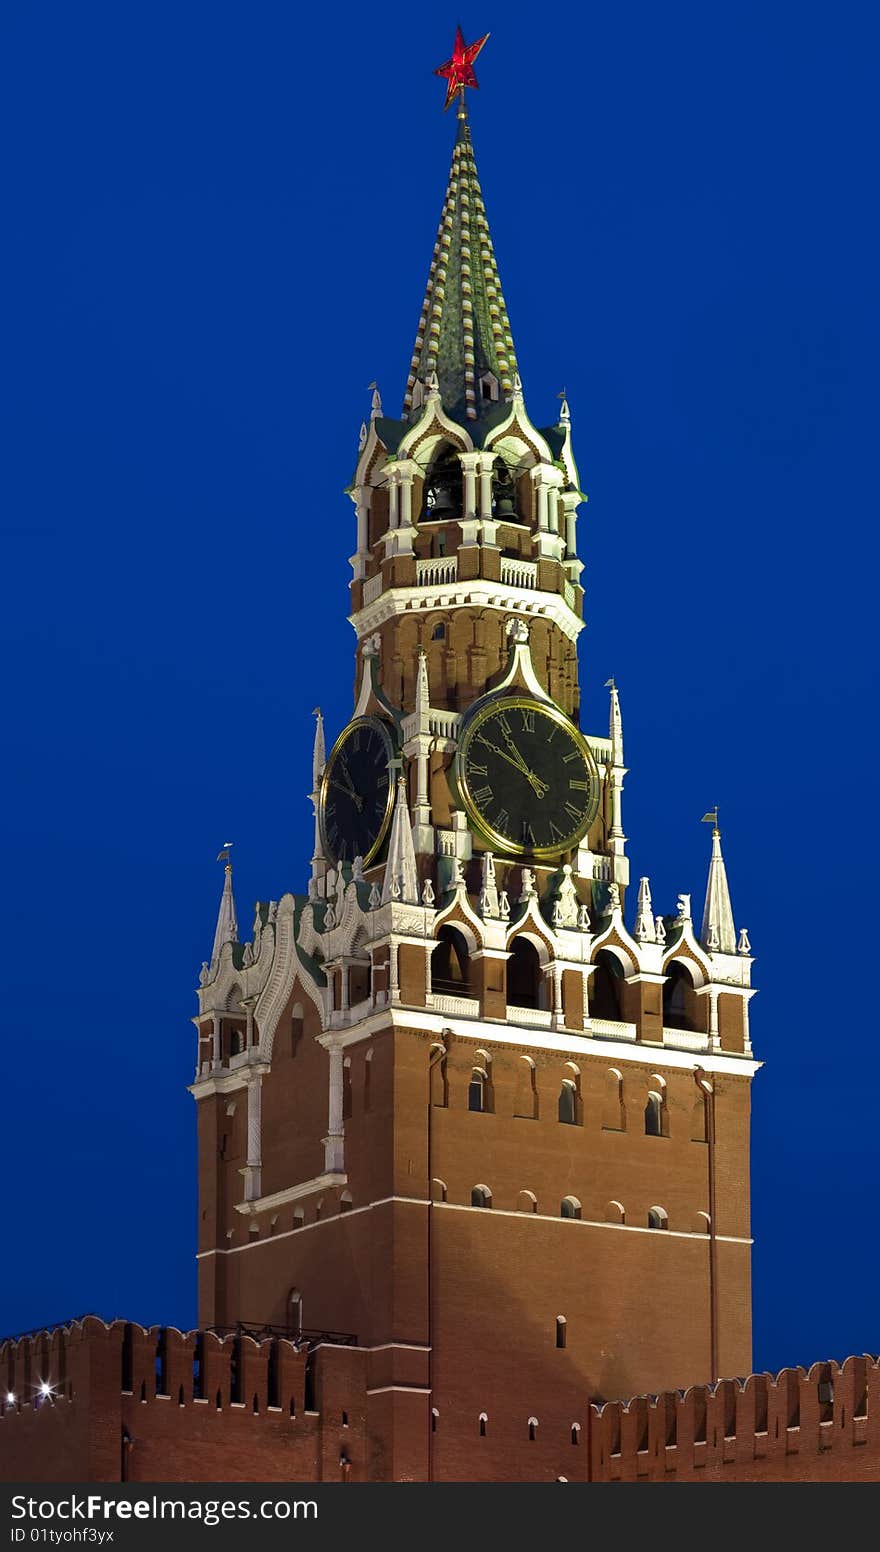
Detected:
left=404, top=37, right=518, bottom=425
left=211, top=846, right=239, bottom=965
left=312, top=707, right=326, bottom=791
left=415, top=649, right=430, bottom=732
left=381, top=773, right=420, bottom=905
left=633, top=877, right=656, bottom=944
left=700, top=815, right=737, bottom=954
left=605, top=677, right=624, bottom=766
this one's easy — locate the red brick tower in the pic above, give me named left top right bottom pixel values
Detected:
left=191, top=43, right=759, bottom=1482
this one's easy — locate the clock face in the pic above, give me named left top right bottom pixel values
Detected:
left=454, top=695, right=601, bottom=859
left=319, top=716, right=396, bottom=866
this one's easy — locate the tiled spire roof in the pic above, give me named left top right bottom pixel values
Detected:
left=403, top=108, right=519, bottom=425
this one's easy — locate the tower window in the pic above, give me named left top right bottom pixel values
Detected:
left=479, top=1412, right=488, bottom=1436
left=471, top=1185, right=492, bottom=1209
left=645, top=1092, right=664, bottom=1136
left=556, top=1317, right=567, bottom=1349
left=528, top=1417, right=539, bottom=1441
left=560, top=1197, right=581, bottom=1221
left=468, top=1068, right=489, bottom=1112
left=558, top=1079, right=578, bottom=1126
left=432, top=622, right=446, bottom=640
left=647, top=1207, right=668, bottom=1230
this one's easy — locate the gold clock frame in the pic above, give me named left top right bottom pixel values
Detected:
left=451, top=694, right=601, bottom=861
left=319, top=714, right=397, bottom=867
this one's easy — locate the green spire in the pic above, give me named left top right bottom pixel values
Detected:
left=404, top=110, right=519, bottom=425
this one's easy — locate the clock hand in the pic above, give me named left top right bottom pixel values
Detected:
left=496, top=721, right=550, bottom=797
left=330, top=770, right=363, bottom=812
left=475, top=736, right=549, bottom=798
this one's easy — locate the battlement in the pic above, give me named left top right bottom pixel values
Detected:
left=3, top=1319, right=879, bottom=1482
left=589, top=1356, right=880, bottom=1483
left=0, top=1317, right=367, bottom=1483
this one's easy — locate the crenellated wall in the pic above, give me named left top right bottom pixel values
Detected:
left=1, top=1321, right=878, bottom=1482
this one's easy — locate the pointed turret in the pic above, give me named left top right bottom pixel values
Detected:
left=607, top=677, right=624, bottom=766
left=403, top=107, right=519, bottom=425
left=210, top=853, right=238, bottom=966
left=700, top=820, right=737, bottom=954
left=381, top=774, right=420, bottom=905
left=633, top=877, right=656, bottom=944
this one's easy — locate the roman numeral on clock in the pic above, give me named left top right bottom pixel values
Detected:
left=521, top=821, right=536, bottom=847
left=562, top=749, right=580, bottom=764
left=473, top=785, right=493, bottom=805
left=565, top=802, right=585, bottom=823
left=549, top=821, right=564, bottom=843
left=569, top=778, right=589, bottom=791
left=520, top=708, right=535, bottom=733
left=467, top=761, right=488, bottom=778
left=494, top=808, right=510, bottom=833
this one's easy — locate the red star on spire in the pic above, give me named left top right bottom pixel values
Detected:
left=434, top=26, right=490, bottom=112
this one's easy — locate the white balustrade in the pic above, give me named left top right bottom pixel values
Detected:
left=499, top=557, right=538, bottom=589
left=362, top=573, right=384, bottom=605
left=416, top=557, right=458, bottom=587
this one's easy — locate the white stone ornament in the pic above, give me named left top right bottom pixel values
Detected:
left=676, top=892, right=691, bottom=923
left=451, top=856, right=465, bottom=887
left=352, top=855, right=365, bottom=882
left=518, top=867, right=537, bottom=902
left=633, top=877, right=656, bottom=944
left=552, top=901, right=564, bottom=928
left=738, top=927, right=751, bottom=955
left=498, top=890, right=510, bottom=922
left=422, top=878, right=436, bottom=907
left=324, top=902, right=337, bottom=930
left=242, top=942, right=254, bottom=968
left=707, top=923, right=720, bottom=951
left=368, top=882, right=382, bottom=910
left=554, top=864, right=580, bottom=928
left=577, top=903, right=591, bottom=932
left=358, top=421, right=367, bottom=450
left=655, top=915, right=667, bottom=945
left=199, top=962, right=210, bottom=987
left=607, top=883, right=621, bottom=914
left=479, top=852, right=499, bottom=918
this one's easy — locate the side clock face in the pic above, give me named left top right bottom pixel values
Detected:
left=319, top=716, right=396, bottom=866
left=454, top=695, right=601, bottom=859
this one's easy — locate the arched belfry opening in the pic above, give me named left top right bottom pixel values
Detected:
left=431, top=926, right=472, bottom=997
left=663, top=961, right=696, bottom=1032
left=423, top=445, right=462, bottom=522
left=589, top=950, right=625, bottom=1021
left=491, top=456, right=518, bottom=520
left=507, top=937, right=544, bottom=1010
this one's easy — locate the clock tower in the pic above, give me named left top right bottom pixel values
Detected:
left=191, top=37, right=759, bottom=1483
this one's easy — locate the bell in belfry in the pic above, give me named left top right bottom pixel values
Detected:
left=492, top=458, right=516, bottom=518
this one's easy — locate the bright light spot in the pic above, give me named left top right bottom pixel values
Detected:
left=39, top=1382, right=51, bottom=1397
left=5, top=1392, right=14, bottom=1405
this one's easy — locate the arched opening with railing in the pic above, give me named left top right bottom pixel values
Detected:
left=431, top=926, right=472, bottom=998
left=506, top=936, right=545, bottom=1011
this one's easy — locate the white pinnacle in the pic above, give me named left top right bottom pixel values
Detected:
left=633, top=877, right=656, bottom=944
left=210, top=862, right=239, bottom=967
left=312, top=708, right=326, bottom=791
left=700, top=825, right=737, bottom=954
left=381, top=773, right=420, bottom=905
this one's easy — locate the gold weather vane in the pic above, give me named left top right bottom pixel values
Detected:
left=434, top=25, right=490, bottom=112
left=216, top=841, right=234, bottom=865
left=700, top=808, right=719, bottom=830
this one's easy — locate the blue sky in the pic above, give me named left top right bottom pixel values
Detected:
left=2, top=0, right=878, bottom=1376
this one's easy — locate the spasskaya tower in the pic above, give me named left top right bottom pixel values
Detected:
left=191, top=30, right=759, bottom=1482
